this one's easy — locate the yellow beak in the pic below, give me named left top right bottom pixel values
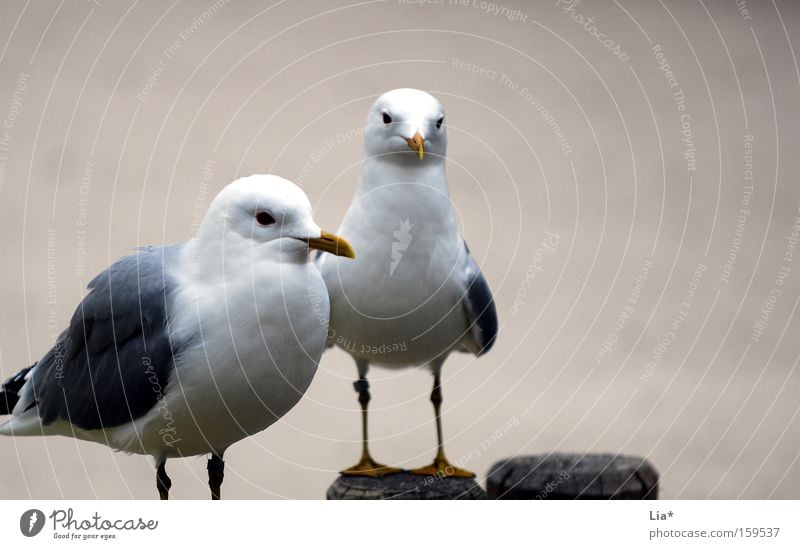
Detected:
left=406, top=131, right=425, bottom=160
left=304, top=231, right=356, bottom=259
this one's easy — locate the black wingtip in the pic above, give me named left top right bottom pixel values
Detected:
left=1, top=364, right=34, bottom=415
left=0, top=391, right=17, bottom=416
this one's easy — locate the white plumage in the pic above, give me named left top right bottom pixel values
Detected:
left=0, top=174, right=354, bottom=499
left=320, top=89, right=498, bottom=477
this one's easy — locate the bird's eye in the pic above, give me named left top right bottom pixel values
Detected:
left=255, top=211, right=276, bottom=226
left=436, top=117, right=444, bottom=129
left=382, top=112, right=392, bottom=125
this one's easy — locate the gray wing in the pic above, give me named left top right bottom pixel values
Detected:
left=460, top=241, right=498, bottom=356
left=26, top=244, right=185, bottom=430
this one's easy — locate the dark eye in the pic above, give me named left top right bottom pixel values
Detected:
left=436, top=117, right=444, bottom=129
left=255, top=211, right=276, bottom=226
left=382, top=112, right=392, bottom=125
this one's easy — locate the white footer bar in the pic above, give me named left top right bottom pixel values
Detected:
left=2, top=500, right=797, bottom=548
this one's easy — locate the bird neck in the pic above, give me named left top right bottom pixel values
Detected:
left=357, top=156, right=449, bottom=197
left=342, top=156, right=460, bottom=244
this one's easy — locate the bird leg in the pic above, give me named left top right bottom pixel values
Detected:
left=207, top=452, right=225, bottom=500
left=341, top=376, right=403, bottom=477
left=156, top=461, right=172, bottom=500
left=410, top=369, right=475, bottom=478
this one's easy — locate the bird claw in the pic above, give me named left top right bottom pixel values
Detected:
left=341, top=457, right=404, bottom=478
left=409, top=458, right=475, bottom=479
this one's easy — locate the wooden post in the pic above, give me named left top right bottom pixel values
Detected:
left=486, top=453, right=659, bottom=499
left=327, top=472, right=487, bottom=500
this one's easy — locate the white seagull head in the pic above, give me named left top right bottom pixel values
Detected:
left=364, top=88, right=447, bottom=163
left=196, top=174, right=355, bottom=262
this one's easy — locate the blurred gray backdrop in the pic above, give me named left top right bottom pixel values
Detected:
left=1, top=0, right=799, bottom=499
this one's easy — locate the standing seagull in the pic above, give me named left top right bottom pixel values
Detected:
left=320, top=89, right=498, bottom=478
left=0, top=174, right=354, bottom=499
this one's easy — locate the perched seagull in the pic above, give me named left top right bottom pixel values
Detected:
left=320, top=89, right=498, bottom=478
left=0, top=174, right=354, bottom=499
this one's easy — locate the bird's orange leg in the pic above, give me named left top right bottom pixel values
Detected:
left=341, top=376, right=403, bottom=478
left=410, top=369, right=475, bottom=478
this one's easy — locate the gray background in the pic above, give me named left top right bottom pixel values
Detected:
left=0, top=0, right=798, bottom=499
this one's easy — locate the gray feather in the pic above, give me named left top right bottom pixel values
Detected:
left=27, top=244, right=185, bottom=430
left=461, top=241, right=498, bottom=356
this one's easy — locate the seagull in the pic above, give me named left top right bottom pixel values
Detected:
left=0, top=174, right=355, bottom=499
left=319, top=89, right=498, bottom=478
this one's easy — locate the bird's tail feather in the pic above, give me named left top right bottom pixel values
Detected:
left=1, top=365, right=34, bottom=416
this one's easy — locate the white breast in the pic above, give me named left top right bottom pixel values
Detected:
left=118, top=254, right=329, bottom=458
left=321, top=169, right=470, bottom=367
